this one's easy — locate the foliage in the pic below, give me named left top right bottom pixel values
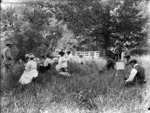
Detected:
left=1, top=0, right=149, bottom=61
left=130, top=48, right=150, bottom=56
left=53, top=0, right=149, bottom=50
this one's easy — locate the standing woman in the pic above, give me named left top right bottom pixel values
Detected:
left=123, top=44, right=131, bottom=64
left=19, top=54, right=38, bottom=85
left=1, top=41, right=15, bottom=89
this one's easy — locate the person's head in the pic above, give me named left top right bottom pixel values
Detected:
left=124, top=44, right=129, bottom=48
left=49, top=55, right=53, bottom=59
left=41, top=55, right=46, bottom=59
left=29, top=54, right=35, bottom=60
left=5, top=41, right=12, bottom=48
left=59, top=51, right=65, bottom=57
left=25, top=54, right=30, bottom=61
left=46, top=54, right=50, bottom=58
left=67, top=51, right=71, bottom=55
left=128, top=59, right=137, bottom=67
left=79, top=55, right=83, bottom=58
left=107, top=46, right=111, bottom=50
left=115, top=41, right=120, bottom=46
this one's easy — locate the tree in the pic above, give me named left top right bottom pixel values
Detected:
left=1, top=3, right=63, bottom=60
left=52, top=0, right=149, bottom=50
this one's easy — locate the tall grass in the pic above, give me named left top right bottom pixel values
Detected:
left=1, top=55, right=150, bottom=113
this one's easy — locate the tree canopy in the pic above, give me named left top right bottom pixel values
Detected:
left=1, top=0, right=149, bottom=60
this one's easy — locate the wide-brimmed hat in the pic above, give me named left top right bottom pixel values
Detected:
left=5, top=41, right=12, bottom=45
left=29, top=54, right=35, bottom=58
left=128, top=59, right=137, bottom=64
left=25, top=54, right=30, bottom=58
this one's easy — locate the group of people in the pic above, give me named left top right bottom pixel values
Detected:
left=104, top=44, right=131, bottom=71
left=105, top=43, right=146, bottom=87
left=1, top=40, right=147, bottom=89
left=106, top=43, right=131, bottom=63
left=19, top=50, right=76, bottom=84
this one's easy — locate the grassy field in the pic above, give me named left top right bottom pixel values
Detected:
left=1, top=55, right=150, bottom=113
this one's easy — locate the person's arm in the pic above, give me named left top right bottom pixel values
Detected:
left=6, top=49, right=13, bottom=60
left=61, top=57, right=68, bottom=63
left=44, top=59, right=48, bottom=67
left=25, top=62, right=30, bottom=71
left=126, top=68, right=137, bottom=82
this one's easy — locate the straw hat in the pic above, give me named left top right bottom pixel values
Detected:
left=5, top=41, right=12, bottom=45
left=128, top=59, right=137, bottom=64
left=29, top=54, right=35, bottom=58
left=25, top=54, right=30, bottom=58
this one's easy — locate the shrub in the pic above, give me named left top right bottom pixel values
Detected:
left=130, top=48, right=149, bottom=56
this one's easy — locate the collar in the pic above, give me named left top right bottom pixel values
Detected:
left=134, top=64, right=138, bottom=67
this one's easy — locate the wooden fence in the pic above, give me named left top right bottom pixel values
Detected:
left=72, top=50, right=105, bottom=58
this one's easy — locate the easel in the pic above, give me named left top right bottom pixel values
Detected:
left=115, top=52, right=126, bottom=84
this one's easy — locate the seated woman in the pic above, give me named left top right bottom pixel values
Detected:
left=44, top=54, right=54, bottom=71
left=19, top=54, right=38, bottom=85
left=56, top=51, right=70, bottom=76
left=56, top=51, right=67, bottom=71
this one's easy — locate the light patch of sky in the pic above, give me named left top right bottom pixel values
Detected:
left=1, top=3, right=11, bottom=9
left=148, top=1, right=150, bottom=43
left=2, top=0, right=42, bottom=3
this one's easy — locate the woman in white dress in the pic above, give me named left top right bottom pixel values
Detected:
left=56, top=51, right=68, bottom=72
left=79, top=55, right=85, bottom=65
left=19, top=54, right=38, bottom=85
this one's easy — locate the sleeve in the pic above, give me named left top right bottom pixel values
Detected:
left=44, top=59, right=48, bottom=67
left=126, top=68, right=137, bottom=82
left=6, top=49, right=13, bottom=60
left=25, top=62, right=30, bottom=71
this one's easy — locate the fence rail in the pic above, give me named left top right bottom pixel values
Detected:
left=72, top=50, right=105, bottom=58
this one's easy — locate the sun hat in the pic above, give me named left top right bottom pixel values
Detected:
left=29, top=54, right=35, bottom=58
left=5, top=41, right=12, bottom=45
left=128, top=59, right=137, bottom=64
left=25, top=54, right=30, bottom=58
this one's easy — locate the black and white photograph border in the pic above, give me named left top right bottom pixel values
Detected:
left=1, top=0, right=150, bottom=113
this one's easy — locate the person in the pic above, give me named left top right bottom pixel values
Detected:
left=114, top=43, right=122, bottom=61
left=121, top=51, right=125, bottom=61
left=123, top=44, right=130, bottom=64
left=125, top=59, right=146, bottom=87
left=66, top=51, right=73, bottom=61
left=24, top=54, right=30, bottom=66
left=40, top=55, right=46, bottom=65
left=38, top=55, right=46, bottom=73
left=44, top=54, right=54, bottom=70
left=19, top=54, right=38, bottom=85
left=56, top=51, right=68, bottom=72
left=1, top=40, right=15, bottom=89
left=105, top=47, right=115, bottom=60
left=79, top=55, right=85, bottom=65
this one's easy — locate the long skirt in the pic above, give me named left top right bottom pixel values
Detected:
left=1, top=64, right=16, bottom=90
left=19, top=69, right=38, bottom=85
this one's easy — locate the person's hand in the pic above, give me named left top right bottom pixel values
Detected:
left=124, top=76, right=128, bottom=80
left=124, top=81, right=134, bottom=87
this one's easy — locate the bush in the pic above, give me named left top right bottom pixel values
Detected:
left=130, top=48, right=149, bottom=56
